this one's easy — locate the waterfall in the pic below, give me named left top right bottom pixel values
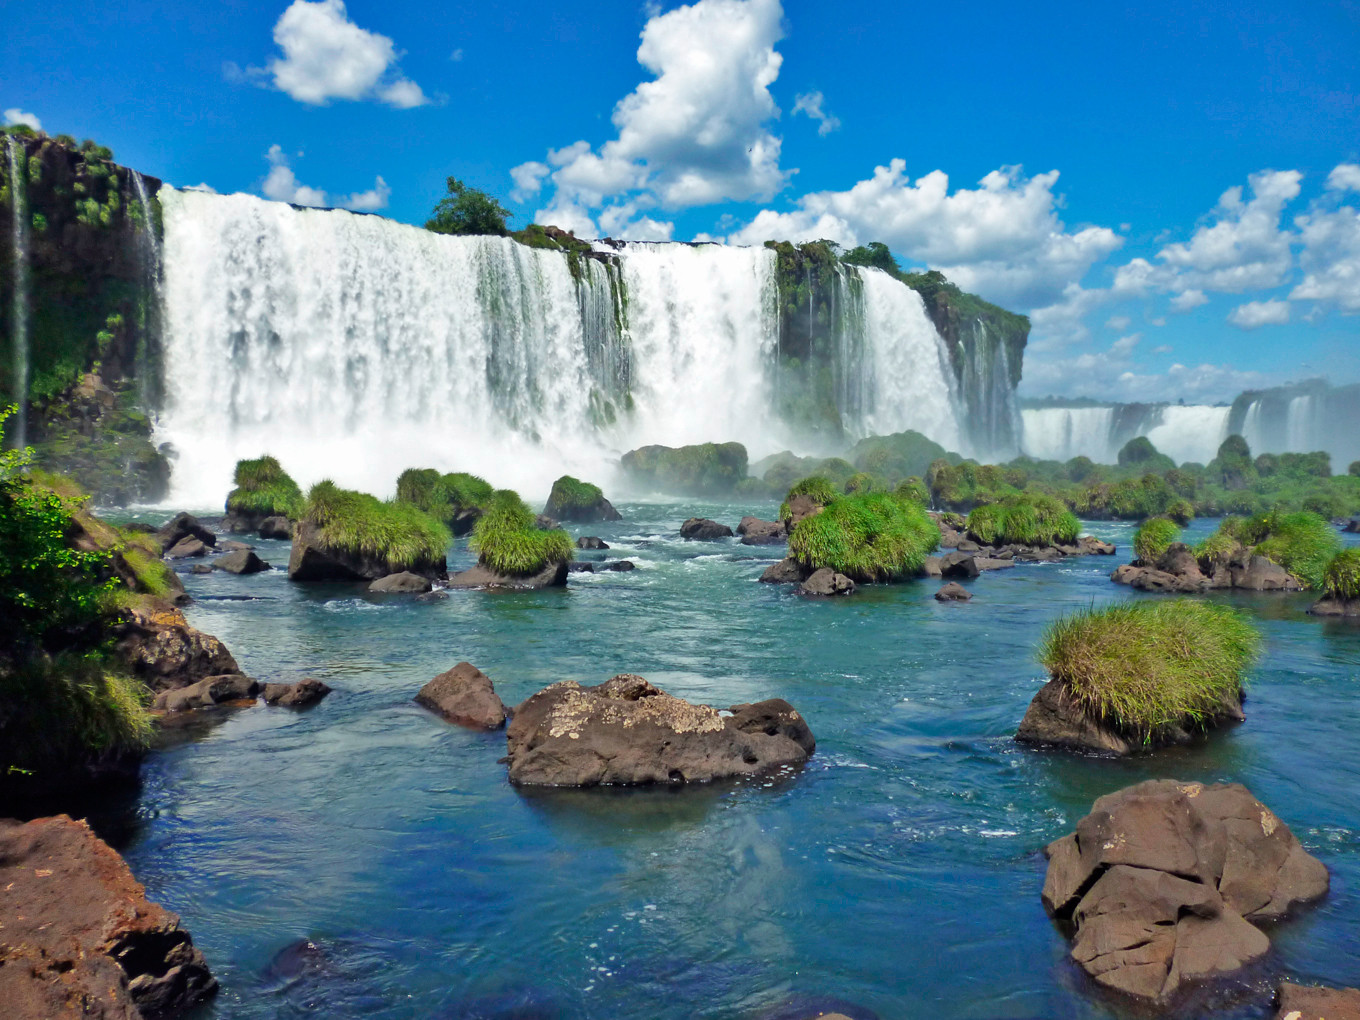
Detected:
left=155, top=189, right=1009, bottom=504
left=1142, top=406, right=1231, bottom=465
left=1020, top=407, right=1116, bottom=462
left=130, top=171, right=162, bottom=409
left=5, top=136, right=29, bottom=448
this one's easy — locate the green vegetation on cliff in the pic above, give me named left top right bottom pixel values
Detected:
left=1133, top=517, right=1181, bottom=563
left=304, top=481, right=451, bottom=570
left=395, top=468, right=493, bottom=527
left=1039, top=600, right=1260, bottom=744
left=1323, top=548, right=1360, bottom=601
left=620, top=442, right=748, bottom=496
left=226, top=455, right=303, bottom=519
left=789, top=490, right=939, bottom=582
left=425, top=176, right=511, bottom=236
left=470, top=489, right=574, bottom=576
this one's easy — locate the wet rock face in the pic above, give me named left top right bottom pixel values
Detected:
left=445, top=560, right=568, bottom=590
left=680, top=517, right=734, bottom=541
left=152, top=674, right=260, bottom=713
left=504, top=675, right=815, bottom=786
left=0, top=815, right=217, bottom=1019
left=797, top=568, right=855, bottom=596
left=1042, top=780, right=1329, bottom=1006
left=576, top=536, right=609, bottom=550
left=288, top=521, right=446, bottom=582
left=211, top=549, right=269, bottom=574
left=368, top=571, right=432, bottom=593
left=760, top=556, right=810, bottom=584
left=935, top=581, right=972, bottom=601
left=1274, top=982, right=1360, bottom=1020
left=262, top=678, right=332, bottom=708
left=415, top=662, right=507, bottom=730
left=737, top=516, right=787, bottom=545
left=112, top=604, right=241, bottom=694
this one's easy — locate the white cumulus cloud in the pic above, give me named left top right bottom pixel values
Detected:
left=792, top=91, right=840, bottom=135
left=509, top=161, right=551, bottom=203
left=260, top=145, right=390, bottom=211
left=1169, top=289, right=1208, bottom=311
left=3, top=108, right=41, bottom=131
left=1290, top=188, right=1360, bottom=314
left=1227, top=298, right=1290, bottom=329
left=262, top=0, right=428, bottom=108
left=1326, top=164, right=1360, bottom=193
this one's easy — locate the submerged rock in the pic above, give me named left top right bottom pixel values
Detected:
left=576, top=536, right=609, bottom=550
left=153, top=674, right=261, bottom=713
left=446, top=561, right=569, bottom=590
left=935, top=581, right=972, bottom=601
left=1274, top=983, right=1360, bottom=1019
left=1042, top=780, right=1328, bottom=1006
left=568, top=562, right=596, bottom=573
left=212, top=549, right=269, bottom=575
left=600, top=560, right=635, bottom=572
left=0, top=815, right=217, bottom=1019
left=415, top=662, right=507, bottom=730
left=797, top=568, right=855, bottom=596
left=504, top=674, right=814, bottom=786
left=680, top=517, right=734, bottom=541
left=263, top=678, right=332, bottom=708
left=737, top=516, right=787, bottom=545
left=368, top=571, right=433, bottom=593
left=760, top=557, right=810, bottom=584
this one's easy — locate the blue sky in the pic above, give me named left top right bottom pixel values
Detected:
left=5, top=0, right=1359, bottom=403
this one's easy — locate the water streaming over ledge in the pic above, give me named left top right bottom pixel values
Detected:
left=155, top=190, right=978, bottom=503
left=6, top=136, right=30, bottom=447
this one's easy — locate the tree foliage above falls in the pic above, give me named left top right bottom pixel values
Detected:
left=425, top=177, right=512, bottom=236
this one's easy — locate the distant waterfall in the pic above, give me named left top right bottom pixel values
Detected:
left=156, top=189, right=1003, bottom=503
left=5, top=136, right=29, bottom=448
left=1020, top=407, right=1117, bottom=463
left=130, top=171, right=163, bottom=409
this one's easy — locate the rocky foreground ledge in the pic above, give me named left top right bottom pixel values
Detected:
left=0, top=815, right=216, bottom=1019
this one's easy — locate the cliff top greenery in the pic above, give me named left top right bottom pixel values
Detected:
left=1039, top=599, right=1260, bottom=744
left=470, top=489, right=574, bottom=576
left=395, top=468, right=493, bottom=525
left=1133, top=517, right=1181, bottom=563
left=965, top=492, right=1080, bottom=547
left=304, top=480, right=451, bottom=570
left=226, top=455, right=304, bottom=519
left=788, top=490, right=939, bottom=582
left=426, top=176, right=511, bottom=236
left=620, top=442, right=748, bottom=496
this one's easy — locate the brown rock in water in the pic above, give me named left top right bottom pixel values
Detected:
left=1309, top=596, right=1360, bottom=617
left=165, top=537, right=209, bottom=560
left=368, top=571, right=432, bottom=593
left=288, top=521, right=446, bottom=582
left=156, top=512, right=216, bottom=553
left=211, top=549, right=269, bottom=575
left=1274, top=982, right=1360, bottom=1020
left=1042, top=780, right=1329, bottom=1006
left=797, top=568, right=855, bottom=596
left=504, top=674, right=814, bottom=786
left=680, top=517, right=734, bottom=540
left=259, top=516, right=293, bottom=540
left=112, top=603, right=241, bottom=694
left=262, top=678, right=332, bottom=708
left=782, top=494, right=824, bottom=530
left=0, top=815, right=217, bottom=1019
left=1077, top=535, right=1117, bottom=556
left=153, top=674, right=261, bottom=713
left=576, top=536, right=609, bottom=549
left=760, top=557, right=809, bottom=584
left=415, top=662, right=507, bottom=730
left=935, top=581, right=972, bottom=601
left=445, top=560, right=568, bottom=590
left=939, top=551, right=980, bottom=579
left=737, top=516, right=787, bottom=545
left=1233, top=555, right=1305, bottom=591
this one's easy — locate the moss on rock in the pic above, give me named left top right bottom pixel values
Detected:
left=470, top=489, right=574, bottom=576
left=788, top=490, right=939, bottom=582
left=620, top=442, right=748, bottom=496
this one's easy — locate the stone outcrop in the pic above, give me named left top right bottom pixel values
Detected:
left=543, top=485, right=622, bottom=523
left=1309, top=596, right=1360, bottom=617
left=112, top=603, right=242, bottom=695
left=680, top=517, right=734, bottom=541
left=760, top=557, right=811, bottom=584
left=0, top=815, right=217, bottom=1019
left=414, top=662, right=507, bottom=729
left=445, top=561, right=569, bottom=590
left=259, top=516, right=293, bottom=540
left=211, top=549, right=269, bottom=575
left=152, top=674, right=260, bottom=713
left=1274, top=983, right=1360, bottom=1020
left=165, top=537, right=209, bottom=560
left=504, top=674, right=814, bottom=786
left=737, top=516, right=787, bottom=545
left=781, top=494, right=824, bottom=531
left=1113, top=542, right=1304, bottom=594
left=797, top=568, right=855, bottom=597
left=368, top=571, right=432, bottom=593
left=262, top=678, right=331, bottom=708
left=935, top=581, right=972, bottom=601
left=287, top=521, right=446, bottom=582
left=576, top=536, right=609, bottom=550
left=1016, top=678, right=1244, bottom=755
left=155, top=513, right=216, bottom=554
left=1042, top=780, right=1328, bottom=1006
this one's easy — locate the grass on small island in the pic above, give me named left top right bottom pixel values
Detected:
left=226, top=455, right=305, bottom=519
left=843, top=471, right=887, bottom=495
left=470, top=489, right=574, bottom=576
left=1039, top=599, right=1261, bottom=744
left=893, top=477, right=930, bottom=506
left=395, top=468, right=493, bottom=524
left=1133, top=517, right=1181, bottom=563
left=1195, top=509, right=1340, bottom=588
left=965, top=493, right=1080, bottom=547
left=788, top=490, right=939, bottom=582
left=305, top=481, right=451, bottom=570
left=1323, top=547, right=1360, bottom=601
left=778, top=475, right=840, bottom=521
left=546, top=475, right=605, bottom=515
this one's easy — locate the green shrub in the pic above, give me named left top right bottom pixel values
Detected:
left=1322, top=548, right=1360, bottom=600
left=936, top=510, right=966, bottom=530
left=1118, top=437, right=1175, bottom=472
left=813, top=457, right=857, bottom=486
left=1350, top=461, right=1360, bottom=477
left=304, top=481, right=450, bottom=570
left=1134, top=517, right=1181, bottom=563
left=779, top=475, right=840, bottom=521
left=844, top=471, right=887, bottom=494
left=545, top=475, right=606, bottom=517
left=1194, top=527, right=1241, bottom=565
left=788, top=491, right=939, bottom=582
left=1039, top=599, right=1259, bottom=744
left=894, top=477, right=929, bottom=506
left=1251, top=510, right=1341, bottom=589
left=225, top=455, right=304, bottom=519
left=965, top=493, right=1079, bottom=546
left=1166, top=498, right=1195, bottom=526
left=470, top=489, right=573, bottom=575
left=846, top=430, right=948, bottom=483
left=395, top=468, right=493, bottom=525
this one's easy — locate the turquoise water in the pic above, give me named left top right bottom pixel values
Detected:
left=111, top=506, right=1360, bottom=1019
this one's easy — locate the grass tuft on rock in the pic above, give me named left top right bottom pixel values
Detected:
left=226, top=455, right=304, bottom=518
left=1322, top=547, right=1360, bottom=601
left=546, top=475, right=606, bottom=516
left=778, top=475, right=840, bottom=521
left=788, top=491, right=939, bottom=581
left=395, top=468, right=493, bottom=525
left=843, top=471, right=887, bottom=495
left=1039, top=599, right=1260, bottom=744
left=1133, top=517, right=1180, bottom=563
left=893, top=477, right=930, bottom=506
left=966, top=493, right=1079, bottom=546
left=304, top=481, right=451, bottom=571
left=470, top=490, right=574, bottom=576
left=1249, top=510, right=1340, bottom=590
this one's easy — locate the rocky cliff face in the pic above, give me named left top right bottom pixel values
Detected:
left=1, top=130, right=168, bottom=502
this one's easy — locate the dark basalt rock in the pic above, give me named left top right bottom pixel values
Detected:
left=262, top=678, right=331, bottom=708
left=288, top=521, right=446, bottom=582
left=1042, top=780, right=1328, bottom=1006
left=156, top=513, right=216, bottom=554
left=368, top=571, right=433, bottom=593
left=680, top=517, right=734, bottom=541
left=190, top=563, right=213, bottom=574
left=600, top=560, right=635, bottom=572
left=212, top=549, right=269, bottom=575
left=415, top=662, right=507, bottom=730
left=737, top=516, right=787, bottom=545
left=222, top=509, right=268, bottom=534
left=153, top=674, right=261, bottom=713
left=445, top=560, right=569, bottom=590
left=544, top=490, right=622, bottom=523
left=1273, top=982, right=1360, bottom=1019
left=568, top=562, right=595, bottom=573
left=1113, top=544, right=1303, bottom=594
left=935, top=581, right=972, bottom=601
left=797, top=567, right=855, bottom=596
left=165, top=537, right=209, bottom=560
left=0, top=815, right=217, bottom=1019
left=576, top=536, right=609, bottom=550
left=113, top=604, right=242, bottom=694
left=259, top=516, right=293, bottom=540
left=504, top=674, right=814, bottom=786
left=1016, top=678, right=1244, bottom=755
left=938, top=551, right=980, bottom=579
left=760, top=556, right=811, bottom=584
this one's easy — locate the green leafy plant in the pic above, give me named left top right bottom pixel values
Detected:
left=470, top=489, right=573, bottom=575
left=304, top=481, right=450, bottom=571
left=226, top=455, right=304, bottom=518
left=1039, top=599, right=1260, bottom=744
left=788, top=491, right=939, bottom=581
left=1133, top=517, right=1181, bottom=563
left=1322, top=548, right=1360, bottom=601
left=426, top=176, right=511, bottom=236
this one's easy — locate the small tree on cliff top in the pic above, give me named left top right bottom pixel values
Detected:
left=425, top=177, right=511, bottom=236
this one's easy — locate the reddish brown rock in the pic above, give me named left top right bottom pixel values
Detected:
left=262, top=678, right=332, bottom=708
left=797, top=568, right=855, bottom=596
left=935, top=581, right=972, bottom=601
left=737, top=516, right=787, bottom=545
left=112, top=604, right=241, bottom=694
left=152, top=674, right=260, bottom=713
left=0, top=815, right=217, bottom=1019
left=1274, top=982, right=1360, bottom=1020
left=415, top=662, right=507, bottom=729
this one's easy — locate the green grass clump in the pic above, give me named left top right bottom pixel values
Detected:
left=545, top=475, right=606, bottom=517
left=305, top=481, right=450, bottom=571
left=470, top=490, right=574, bottom=576
left=966, top=493, right=1079, bottom=546
left=1134, top=517, right=1181, bottom=563
left=226, top=455, right=304, bottom=518
left=1322, top=548, right=1360, bottom=601
left=1166, top=498, right=1195, bottom=525
left=1250, top=510, right=1341, bottom=589
left=844, top=472, right=887, bottom=495
left=395, top=468, right=493, bottom=525
left=788, top=491, right=940, bottom=582
left=779, top=475, right=840, bottom=521
left=1039, top=600, right=1260, bottom=744
left=1194, top=527, right=1241, bottom=564
left=894, top=477, right=930, bottom=506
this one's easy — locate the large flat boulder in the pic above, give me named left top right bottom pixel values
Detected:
left=797, top=568, right=855, bottom=596
left=368, top=571, right=432, bottom=593
left=737, top=516, right=787, bottom=545
left=445, top=560, right=568, bottom=590
left=504, top=674, right=814, bottom=786
left=680, top=517, right=733, bottom=541
left=415, top=662, right=507, bottom=729
left=211, top=549, right=269, bottom=574
left=156, top=512, right=216, bottom=553
left=759, top=557, right=809, bottom=584
left=1042, top=780, right=1328, bottom=1006
left=1274, top=983, right=1360, bottom=1020
left=152, top=674, right=260, bottom=713
left=0, top=815, right=217, bottom=1019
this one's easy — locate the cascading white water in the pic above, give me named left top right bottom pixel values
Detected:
left=6, top=136, right=29, bottom=447
left=1285, top=395, right=1321, bottom=452
left=130, top=171, right=162, bottom=408
left=156, top=189, right=989, bottom=505
left=1020, top=407, right=1116, bottom=462
left=1143, top=405, right=1231, bottom=465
